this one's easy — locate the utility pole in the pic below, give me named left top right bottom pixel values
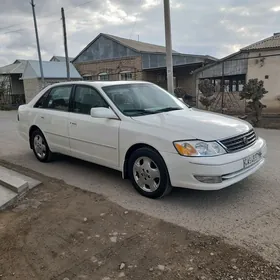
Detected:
left=31, top=0, right=44, bottom=87
left=221, top=61, right=225, bottom=114
left=163, top=0, right=174, bottom=95
left=61, top=7, right=70, bottom=81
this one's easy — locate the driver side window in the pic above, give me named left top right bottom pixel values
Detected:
left=73, top=86, right=109, bottom=115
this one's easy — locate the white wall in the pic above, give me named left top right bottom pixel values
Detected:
left=247, top=49, right=280, bottom=114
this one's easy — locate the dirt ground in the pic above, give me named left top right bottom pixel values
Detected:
left=0, top=164, right=280, bottom=280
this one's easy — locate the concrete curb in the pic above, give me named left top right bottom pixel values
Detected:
left=0, top=166, right=41, bottom=210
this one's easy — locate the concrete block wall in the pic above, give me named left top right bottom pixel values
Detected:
left=23, top=78, right=41, bottom=103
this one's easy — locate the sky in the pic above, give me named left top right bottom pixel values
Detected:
left=0, top=0, right=280, bottom=66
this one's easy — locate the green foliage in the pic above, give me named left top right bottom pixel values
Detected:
left=198, top=79, right=215, bottom=110
left=240, top=79, right=268, bottom=126
left=240, top=79, right=268, bottom=101
left=174, top=87, right=186, bottom=99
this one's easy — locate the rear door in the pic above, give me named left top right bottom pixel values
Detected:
left=33, top=85, right=73, bottom=155
left=68, top=85, right=120, bottom=169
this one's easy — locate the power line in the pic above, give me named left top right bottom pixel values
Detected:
left=1, top=19, right=61, bottom=35
left=0, top=0, right=96, bottom=34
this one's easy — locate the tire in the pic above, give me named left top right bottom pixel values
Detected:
left=31, top=129, right=53, bottom=162
left=128, top=147, right=172, bottom=199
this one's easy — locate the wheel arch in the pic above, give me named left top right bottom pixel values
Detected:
left=123, top=143, right=166, bottom=179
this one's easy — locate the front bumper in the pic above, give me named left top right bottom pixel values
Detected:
left=161, top=137, right=267, bottom=190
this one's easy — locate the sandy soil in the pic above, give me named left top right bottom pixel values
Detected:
left=0, top=164, right=279, bottom=280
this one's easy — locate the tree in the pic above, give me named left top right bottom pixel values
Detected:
left=0, top=80, right=6, bottom=103
left=174, top=87, right=186, bottom=99
left=174, top=87, right=194, bottom=106
left=198, top=79, right=215, bottom=110
left=240, top=79, right=268, bottom=126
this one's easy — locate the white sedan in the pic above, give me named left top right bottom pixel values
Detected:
left=18, top=81, right=267, bottom=198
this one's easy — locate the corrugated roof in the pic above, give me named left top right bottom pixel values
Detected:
left=21, top=60, right=81, bottom=80
left=0, top=60, right=27, bottom=74
left=103, top=33, right=178, bottom=53
left=50, top=56, right=74, bottom=62
left=242, top=33, right=280, bottom=51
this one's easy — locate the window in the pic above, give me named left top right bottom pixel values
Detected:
left=120, top=71, right=133, bottom=81
left=98, top=73, right=109, bottom=81
left=238, top=80, right=244, bottom=91
left=83, top=75, right=93, bottom=81
left=232, top=80, right=237, bottom=92
left=45, top=86, right=72, bottom=111
left=202, top=75, right=245, bottom=93
left=72, top=86, right=108, bottom=115
left=34, top=90, right=50, bottom=108
left=102, top=83, right=184, bottom=117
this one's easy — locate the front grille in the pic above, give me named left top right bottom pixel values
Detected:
left=219, top=129, right=257, bottom=153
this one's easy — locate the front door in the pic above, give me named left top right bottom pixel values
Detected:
left=68, top=85, right=120, bottom=169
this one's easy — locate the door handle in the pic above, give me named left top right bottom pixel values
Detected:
left=70, top=122, right=77, bottom=126
left=40, top=116, right=44, bottom=119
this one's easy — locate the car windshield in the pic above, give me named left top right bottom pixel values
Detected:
left=102, top=83, right=186, bottom=116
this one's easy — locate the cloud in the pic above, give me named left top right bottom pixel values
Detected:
left=0, top=0, right=280, bottom=66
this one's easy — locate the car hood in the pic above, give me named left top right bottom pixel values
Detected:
left=131, top=108, right=251, bottom=141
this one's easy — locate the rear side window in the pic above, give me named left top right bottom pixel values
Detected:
left=45, top=86, right=72, bottom=111
left=34, top=90, right=50, bottom=108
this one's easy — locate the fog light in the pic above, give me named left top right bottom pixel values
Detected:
left=194, top=175, right=222, bottom=184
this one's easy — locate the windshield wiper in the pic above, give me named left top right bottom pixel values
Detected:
left=151, top=107, right=182, bottom=113
left=123, top=107, right=182, bottom=116
left=123, top=109, right=157, bottom=115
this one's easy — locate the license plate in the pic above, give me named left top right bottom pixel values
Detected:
left=243, top=151, right=262, bottom=169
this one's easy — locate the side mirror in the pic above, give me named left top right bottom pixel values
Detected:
left=90, top=107, right=118, bottom=119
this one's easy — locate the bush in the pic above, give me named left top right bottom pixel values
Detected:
left=198, top=79, right=215, bottom=110
left=240, top=79, right=268, bottom=126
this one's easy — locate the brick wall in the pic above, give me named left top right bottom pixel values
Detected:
left=74, top=56, right=143, bottom=80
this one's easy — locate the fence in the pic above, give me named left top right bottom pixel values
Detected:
left=0, top=94, right=26, bottom=108
left=197, top=91, right=247, bottom=116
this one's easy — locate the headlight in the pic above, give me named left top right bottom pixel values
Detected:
left=174, top=140, right=226, bottom=157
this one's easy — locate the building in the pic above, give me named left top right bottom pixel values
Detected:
left=0, top=59, right=82, bottom=105
left=195, top=32, right=280, bottom=114
left=50, top=56, right=75, bottom=62
left=72, top=33, right=216, bottom=101
left=0, top=60, right=27, bottom=106
left=21, top=60, right=82, bottom=102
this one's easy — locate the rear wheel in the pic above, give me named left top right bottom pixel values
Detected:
left=128, top=147, right=172, bottom=198
left=31, top=129, right=53, bottom=162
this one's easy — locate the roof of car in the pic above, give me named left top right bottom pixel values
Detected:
left=49, top=81, right=152, bottom=88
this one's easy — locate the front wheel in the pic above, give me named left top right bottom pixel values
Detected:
left=128, top=147, right=172, bottom=199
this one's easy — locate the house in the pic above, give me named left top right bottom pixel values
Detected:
left=72, top=33, right=216, bottom=101
left=0, top=60, right=27, bottom=106
left=50, top=55, right=74, bottom=62
left=194, top=32, right=280, bottom=114
left=21, top=60, right=82, bottom=102
left=0, top=59, right=82, bottom=105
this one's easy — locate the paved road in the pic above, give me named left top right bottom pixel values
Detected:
left=1, top=110, right=280, bottom=263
